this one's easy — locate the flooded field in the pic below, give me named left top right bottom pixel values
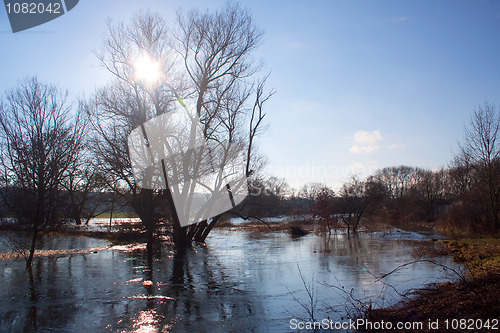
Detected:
left=0, top=227, right=461, bottom=332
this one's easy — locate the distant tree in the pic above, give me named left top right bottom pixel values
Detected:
left=265, top=176, right=292, bottom=199
left=311, top=186, right=336, bottom=235
left=373, top=166, right=421, bottom=199
left=364, top=176, right=388, bottom=206
left=372, top=168, right=398, bottom=200
left=298, top=182, right=327, bottom=204
left=413, top=169, right=447, bottom=202
left=61, top=156, right=105, bottom=225
left=410, top=168, right=449, bottom=221
left=337, top=176, right=372, bottom=234
left=0, top=77, right=86, bottom=267
left=242, top=176, right=291, bottom=217
left=448, top=152, right=475, bottom=199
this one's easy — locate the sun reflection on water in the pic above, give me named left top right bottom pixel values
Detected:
left=128, top=309, right=161, bottom=333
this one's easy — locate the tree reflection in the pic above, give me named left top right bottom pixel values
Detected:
left=0, top=230, right=459, bottom=332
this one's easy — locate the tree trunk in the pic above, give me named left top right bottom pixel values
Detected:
left=487, top=165, right=499, bottom=230
left=163, top=190, right=188, bottom=251
left=142, top=189, right=156, bottom=257
left=109, top=201, right=114, bottom=230
left=173, top=222, right=188, bottom=252
left=160, top=159, right=190, bottom=252
left=186, top=223, right=198, bottom=241
left=26, top=222, right=38, bottom=268
left=199, top=215, right=220, bottom=243
left=27, top=190, right=44, bottom=268
left=193, top=221, right=208, bottom=242
left=74, top=213, right=82, bottom=226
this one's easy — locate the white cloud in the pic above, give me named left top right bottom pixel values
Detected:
left=354, top=130, right=382, bottom=144
left=349, top=130, right=382, bottom=154
left=350, top=144, right=379, bottom=154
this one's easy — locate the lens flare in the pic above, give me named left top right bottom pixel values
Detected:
left=134, top=53, right=161, bottom=85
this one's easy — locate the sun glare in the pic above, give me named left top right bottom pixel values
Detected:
left=134, top=53, right=161, bottom=85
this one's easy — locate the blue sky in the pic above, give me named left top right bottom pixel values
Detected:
left=1, top=0, right=499, bottom=190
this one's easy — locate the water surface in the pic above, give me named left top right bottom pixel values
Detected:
left=0, top=228, right=461, bottom=332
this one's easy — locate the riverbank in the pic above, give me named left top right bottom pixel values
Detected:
left=363, top=237, right=500, bottom=332
left=217, top=216, right=395, bottom=235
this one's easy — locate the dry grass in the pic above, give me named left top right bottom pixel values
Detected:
left=366, top=272, right=500, bottom=332
left=364, top=236, right=500, bottom=332
left=441, top=237, right=500, bottom=277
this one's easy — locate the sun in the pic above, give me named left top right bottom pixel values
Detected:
left=133, top=53, right=161, bottom=86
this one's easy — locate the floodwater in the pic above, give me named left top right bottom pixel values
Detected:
left=0, top=227, right=461, bottom=332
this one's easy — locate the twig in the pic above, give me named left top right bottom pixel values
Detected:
left=286, top=264, right=318, bottom=322
left=228, top=211, right=274, bottom=231
left=373, top=259, right=467, bottom=284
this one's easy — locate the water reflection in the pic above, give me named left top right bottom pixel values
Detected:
left=0, top=229, right=460, bottom=332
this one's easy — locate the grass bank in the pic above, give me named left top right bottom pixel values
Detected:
left=46, top=228, right=147, bottom=245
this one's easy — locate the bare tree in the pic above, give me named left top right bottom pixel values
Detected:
left=61, top=156, right=105, bottom=225
left=456, top=101, right=500, bottom=230
left=311, top=185, right=336, bottom=235
left=337, top=176, right=372, bottom=234
left=0, top=77, right=86, bottom=267
left=373, top=166, right=421, bottom=199
left=448, top=151, right=475, bottom=198
left=87, top=4, right=271, bottom=251
left=172, top=3, right=272, bottom=245
left=298, top=182, right=327, bottom=202
left=414, top=169, right=447, bottom=202
left=265, top=176, right=292, bottom=198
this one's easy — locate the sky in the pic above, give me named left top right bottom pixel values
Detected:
left=1, top=0, right=499, bottom=190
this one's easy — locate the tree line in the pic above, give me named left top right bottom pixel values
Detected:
left=245, top=102, right=500, bottom=235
